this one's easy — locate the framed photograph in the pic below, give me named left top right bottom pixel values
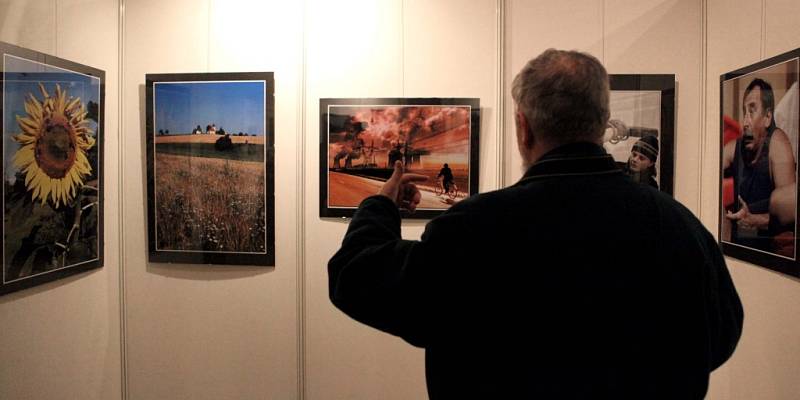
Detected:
left=145, top=72, right=275, bottom=266
left=320, top=98, right=480, bottom=219
left=604, top=75, right=675, bottom=195
left=1, top=41, right=104, bottom=296
left=720, top=48, right=800, bottom=278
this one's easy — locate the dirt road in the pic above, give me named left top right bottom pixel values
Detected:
left=327, top=171, right=463, bottom=210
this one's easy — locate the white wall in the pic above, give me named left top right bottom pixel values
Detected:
left=2, top=0, right=800, bottom=399
left=303, top=1, right=498, bottom=398
left=604, top=0, right=704, bottom=209
left=120, top=0, right=302, bottom=399
left=703, top=0, right=800, bottom=399
left=0, top=0, right=122, bottom=399
left=303, top=2, right=408, bottom=398
left=505, top=0, right=703, bottom=210
left=504, top=0, right=604, bottom=185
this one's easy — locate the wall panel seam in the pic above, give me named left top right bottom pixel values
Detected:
left=698, top=0, right=707, bottom=220
left=118, top=0, right=129, bottom=399
left=761, top=0, right=766, bottom=59
left=207, top=1, right=211, bottom=71
left=401, top=0, right=405, bottom=96
left=297, top=1, right=308, bottom=399
left=496, top=0, right=505, bottom=189
left=54, top=0, right=58, bottom=55
left=601, top=0, right=605, bottom=64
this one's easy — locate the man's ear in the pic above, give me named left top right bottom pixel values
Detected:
left=515, top=111, right=532, bottom=148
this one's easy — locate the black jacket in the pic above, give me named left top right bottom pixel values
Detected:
left=329, top=142, right=743, bottom=399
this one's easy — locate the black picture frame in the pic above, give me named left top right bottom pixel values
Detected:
left=607, top=74, right=676, bottom=195
left=1, top=41, right=105, bottom=296
left=145, top=72, right=275, bottom=266
left=719, top=48, right=800, bottom=278
left=319, top=98, right=480, bottom=219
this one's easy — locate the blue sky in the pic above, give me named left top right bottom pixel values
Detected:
left=3, top=54, right=101, bottom=181
left=154, top=81, right=265, bottom=135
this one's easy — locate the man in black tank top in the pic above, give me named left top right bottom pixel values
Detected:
left=722, top=78, right=796, bottom=253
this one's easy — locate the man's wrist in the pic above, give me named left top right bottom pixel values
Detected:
left=752, top=212, right=770, bottom=229
left=359, top=194, right=400, bottom=213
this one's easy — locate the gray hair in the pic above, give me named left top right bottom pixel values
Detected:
left=511, top=49, right=610, bottom=145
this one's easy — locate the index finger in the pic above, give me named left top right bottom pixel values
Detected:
left=726, top=211, right=742, bottom=220
left=737, top=195, right=748, bottom=208
left=401, top=173, right=428, bottom=183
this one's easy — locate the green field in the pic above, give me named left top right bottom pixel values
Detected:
left=155, top=143, right=264, bottom=162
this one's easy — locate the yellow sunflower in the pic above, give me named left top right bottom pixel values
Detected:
left=12, top=83, right=95, bottom=208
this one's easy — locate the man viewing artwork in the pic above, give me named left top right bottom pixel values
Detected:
left=329, top=49, right=743, bottom=398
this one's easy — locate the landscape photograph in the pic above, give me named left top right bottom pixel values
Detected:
left=149, top=78, right=270, bottom=262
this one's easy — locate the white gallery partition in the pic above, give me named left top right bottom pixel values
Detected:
left=121, top=0, right=302, bottom=399
left=701, top=0, right=800, bottom=398
left=0, top=0, right=798, bottom=399
left=0, top=1, right=122, bottom=399
left=304, top=1, right=499, bottom=398
left=303, top=2, right=424, bottom=398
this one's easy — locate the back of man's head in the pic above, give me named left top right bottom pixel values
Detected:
left=512, top=49, right=610, bottom=146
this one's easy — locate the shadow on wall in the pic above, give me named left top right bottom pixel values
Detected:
left=0, top=268, right=103, bottom=304
left=147, top=263, right=273, bottom=281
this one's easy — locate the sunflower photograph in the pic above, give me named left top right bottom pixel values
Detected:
left=1, top=42, right=104, bottom=296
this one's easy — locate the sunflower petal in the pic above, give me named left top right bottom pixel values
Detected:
left=19, top=122, right=39, bottom=136
left=28, top=93, right=43, bottom=111
left=12, top=145, right=34, bottom=170
left=30, top=176, right=43, bottom=201
left=65, top=97, right=80, bottom=112
left=15, top=115, right=38, bottom=131
left=68, top=175, right=78, bottom=198
left=25, top=164, right=39, bottom=186
left=14, top=131, right=37, bottom=144
left=55, top=181, right=65, bottom=207
left=49, top=178, right=59, bottom=204
left=76, top=152, right=92, bottom=175
left=24, top=100, right=41, bottom=120
left=82, top=136, right=96, bottom=149
left=38, top=83, right=50, bottom=99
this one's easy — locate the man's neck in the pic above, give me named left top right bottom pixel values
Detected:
left=525, top=143, right=557, bottom=166
left=524, top=138, right=603, bottom=166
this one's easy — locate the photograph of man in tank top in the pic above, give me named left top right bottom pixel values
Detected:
left=722, top=70, right=798, bottom=258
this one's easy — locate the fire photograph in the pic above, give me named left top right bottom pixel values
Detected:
left=145, top=72, right=275, bottom=266
left=319, top=98, right=480, bottom=219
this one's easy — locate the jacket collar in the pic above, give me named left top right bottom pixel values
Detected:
left=514, top=142, right=621, bottom=186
